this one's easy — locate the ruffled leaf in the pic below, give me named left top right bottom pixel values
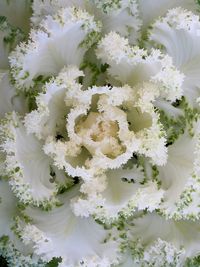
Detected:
left=127, top=212, right=200, bottom=266
left=17, top=186, right=121, bottom=267
left=0, top=112, right=68, bottom=207
left=10, top=7, right=101, bottom=89
left=0, top=180, right=45, bottom=267
left=150, top=7, right=200, bottom=107
left=96, top=32, right=184, bottom=103
left=72, top=161, right=164, bottom=222
left=138, top=0, right=198, bottom=32
left=86, top=0, right=141, bottom=44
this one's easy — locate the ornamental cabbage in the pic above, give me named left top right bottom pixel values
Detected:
left=1, top=1, right=200, bottom=267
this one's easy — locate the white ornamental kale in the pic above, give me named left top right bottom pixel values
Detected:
left=2, top=1, right=200, bottom=267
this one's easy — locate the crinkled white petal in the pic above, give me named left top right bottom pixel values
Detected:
left=18, top=186, right=121, bottom=267
left=10, top=7, right=101, bottom=89
left=128, top=212, right=200, bottom=265
left=24, top=66, right=83, bottom=139
left=86, top=0, right=141, bottom=44
left=0, top=112, right=64, bottom=206
left=96, top=32, right=184, bottom=102
left=32, top=0, right=141, bottom=44
left=31, top=0, right=84, bottom=26
left=72, top=162, right=164, bottom=221
left=0, top=70, right=27, bottom=183
left=135, top=113, right=167, bottom=166
left=0, top=237, right=46, bottom=267
left=150, top=7, right=200, bottom=107
left=142, top=238, right=184, bottom=267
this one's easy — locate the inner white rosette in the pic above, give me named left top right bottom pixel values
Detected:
left=149, top=7, right=200, bottom=108
left=0, top=112, right=72, bottom=207
left=25, top=65, right=167, bottom=186
left=126, top=212, right=200, bottom=266
left=10, top=6, right=102, bottom=90
left=96, top=32, right=184, bottom=103
left=17, top=186, right=121, bottom=267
